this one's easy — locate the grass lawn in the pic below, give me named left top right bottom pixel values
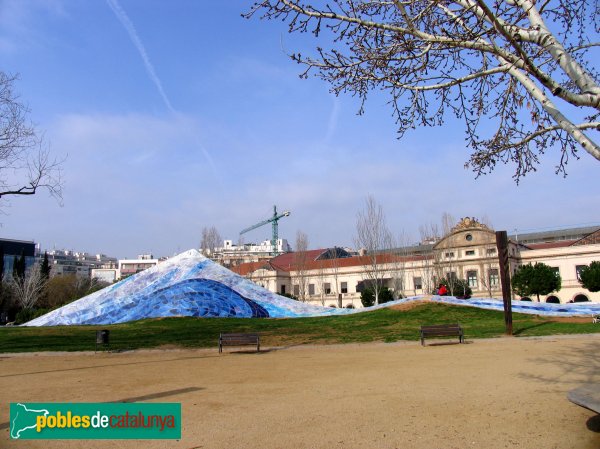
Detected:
left=0, top=302, right=598, bottom=353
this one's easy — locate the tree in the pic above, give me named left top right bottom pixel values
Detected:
left=434, top=213, right=459, bottom=295
left=439, top=277, right=472, bottom=298
left=12, top=251, right=26, bottom=284
left=293, top=230, right=310, bottom=302
left=9, top=264, right=45, bottom=310
left=579, top=261, right=600, bottom=292
left=0, top=72, right=62, bottom=202
left=354, top=195, right=392, bottom=305
left=511, top=262, right=561, bottom=301
left=40, top=251, right=51, bottom=280
left=361, top=286, right=394, bottom=307
left=389, top=232, right=409, bottom=299
left=246, top=1, right=600, bottom=180
left=41, top=274, right=109, bottom=309
left=200, top=226, right=222, bottom=257
left=0, top=245, right=4, bottom=284
left=316, top=258, right=327, bottom=306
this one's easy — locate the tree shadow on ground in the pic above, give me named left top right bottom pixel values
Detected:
left=517, top=339, right=600, bottom=389
left=513, top=321, right=552, bottom=335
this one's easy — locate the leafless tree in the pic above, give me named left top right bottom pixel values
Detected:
left=200, top=226, right=222, bottom=258
left=9, top=264, right=46, bottom=310
left=433, top=213, right=460, bottom=294
left=316, top=258, right=327, bottom=306
left=479, top=241, right=500, bottom=298
left=389, top=232, right=410, bottom=299
left=329, top=248, right=341, bottom=304
left=418, top=222, right=441, bottom=294
left=246, top=1, right=600, bottom=180
left=293, top=230, right=310, bottom=301
left=354, top=195, right=392, bottom=304
left=0, top=72, right=63, bottom=204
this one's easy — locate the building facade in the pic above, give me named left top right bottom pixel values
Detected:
left=209, top=239, right=292, bottom=268
left=0, top=238, right=38, bottom=277
left=42, top=250, right=117, bottom=279
left=232, top=219, right=600, bottom=307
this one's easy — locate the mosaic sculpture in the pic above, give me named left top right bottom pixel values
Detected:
left=24, top=249, right=600, bottom=326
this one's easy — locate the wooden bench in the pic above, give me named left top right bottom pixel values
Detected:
left=420, top=323, right=464, bottom=346
left=218, top=333, right=260, bottom=353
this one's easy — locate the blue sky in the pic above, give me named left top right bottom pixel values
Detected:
left=0, top=0, right=598, bottom=259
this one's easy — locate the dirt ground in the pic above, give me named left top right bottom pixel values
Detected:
left=2, top=334, right=600, bottom=449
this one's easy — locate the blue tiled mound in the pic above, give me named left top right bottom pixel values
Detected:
left=24, top=249, right=599, bottom=327
left=25, top=250, right=340, bottom=326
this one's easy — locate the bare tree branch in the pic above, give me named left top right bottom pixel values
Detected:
left=245, top=0, right=600, bottom=180
left=0, top=72, right=64, bottom=203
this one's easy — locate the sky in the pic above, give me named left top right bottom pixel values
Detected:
left=0, top=0, right=598, bottom=259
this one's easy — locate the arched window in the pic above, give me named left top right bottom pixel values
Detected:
left=546, top=296, right=560, bottom=304
left=520, top=297, right=532, bottom=302
left=573, top=294, right=589, bottom=303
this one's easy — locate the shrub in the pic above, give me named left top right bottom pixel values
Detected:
left=361, top=287, right=394, bottom=307
left=579, top=261, right=600, bottom=292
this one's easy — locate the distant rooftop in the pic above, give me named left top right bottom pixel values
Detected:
left=509, top=225, right=600, bottom=245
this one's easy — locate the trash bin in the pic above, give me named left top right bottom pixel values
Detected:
left=95, top=329, right=110, bottom=352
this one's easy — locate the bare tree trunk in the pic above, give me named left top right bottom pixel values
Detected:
left=294, top=230, right=310, bottom=302
left=354, top=195, right=392, bottom=305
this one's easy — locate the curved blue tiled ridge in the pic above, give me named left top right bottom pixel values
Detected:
left=431, top=296, right=600, bottom=317
left=23, top=249, right=600, bottom=326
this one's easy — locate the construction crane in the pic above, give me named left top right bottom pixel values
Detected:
left=240, top=205, right=291, bottom=255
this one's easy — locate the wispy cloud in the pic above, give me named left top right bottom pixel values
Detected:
left=106, top=0, right=175, bottom=114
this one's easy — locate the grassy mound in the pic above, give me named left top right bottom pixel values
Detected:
left=1, top=302, right=598, bottom=353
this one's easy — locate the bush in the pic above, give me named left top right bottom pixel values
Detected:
left=15, top=308, right=51, bottom=324
left=361, top=287, right=394, bottom=307
left=280, top=292, right=299, bottom=300
left=438, top=278, right=472, bottom=298
left=579, top=261, right=600, bottom=292
left=512, top=262, right=561, bottom=301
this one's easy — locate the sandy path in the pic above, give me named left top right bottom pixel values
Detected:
left=2, top=335, right=599, bottom=449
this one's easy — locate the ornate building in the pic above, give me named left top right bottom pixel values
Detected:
left=232, top=219, right=600, bottom=307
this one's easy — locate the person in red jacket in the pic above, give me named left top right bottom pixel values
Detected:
left=437, top=284, right=448, bottom=296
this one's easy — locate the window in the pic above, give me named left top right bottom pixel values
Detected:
left=280, top=285, right=286, bottom=295
left=576, top=265, right=586, bottom=281
left=465, top=250, right=476, bottom=256
left=465, top=234, right=473, bottom=241
left=413, top=277, right=423, bottom=290
left=486, top=248, right=496, bottom=255
left=488, top=269, right=499, bottom=287
left=324, top=282, right=331, bottom=294
left=308, top=284, right=315, bottom=295
left=467, top=270, right=478, bottom=288
left=447, top=271, right=457, bottom=281
left=293, top=284, right=299, bottom=296
left=340, top=282, right=348, bottom=294
left=445, top=252, right=455, bottom=258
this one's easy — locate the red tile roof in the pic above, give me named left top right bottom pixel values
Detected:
left=232, top=251, right=433, bottom=275
left=524, top=241, right=576, bottom=250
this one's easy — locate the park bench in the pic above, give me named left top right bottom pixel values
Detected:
left=420, top=323, right=464, bottom=346
left=218, top=333, right=260, bottom=353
